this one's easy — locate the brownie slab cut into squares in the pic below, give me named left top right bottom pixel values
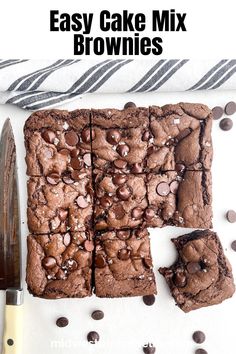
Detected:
left=159, top=230, right=235, bottom=312
left=26, top=231, right=94, bottom=298
left=94, top=228, right=157, bottom=297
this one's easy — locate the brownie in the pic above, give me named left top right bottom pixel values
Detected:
left=147, top=103, right=213, bottom=172
left=26, top=231, right=93, bottom=298
left=94, top=228, right=157, bottom=297
left=91, top=107, right=149, bottom=174
left=27, top=176, right=93, bottom=234
left=24, top=109, right=92, bottom=177
left=159, top=230, right=235, bottom=312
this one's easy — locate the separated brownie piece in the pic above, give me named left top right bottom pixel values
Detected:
left=24, top=109, right=92, bottom=177
left=27, top=176, right=93, bottom=234
left=147, top=103, right=213, bottom=172
left=26, top=231, right=94, bottom=298
left=91, top=107, right=149, bottom=174
left=95, top=228, right=157, bottom=297
left=159, top=230, right=235, bottom=312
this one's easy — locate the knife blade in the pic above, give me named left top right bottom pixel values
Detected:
left=0, top=119, right=23, bottom=354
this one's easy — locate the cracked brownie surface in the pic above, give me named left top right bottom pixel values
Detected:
left=159, top=230, right=235, bottom=312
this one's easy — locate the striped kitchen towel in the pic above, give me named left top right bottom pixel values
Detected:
left=0, top=59, right=235, bottom=110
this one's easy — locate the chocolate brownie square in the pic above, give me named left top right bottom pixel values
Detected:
left=159, top=230, right=235, bottom=312
left=94, top=228, right=157, bottom=297
left=26, top=231, right=94, bottom=298
left=27, top=176, right=93, bottom=234
left=24, top=109, right=92, bottom=177
left=147, top=103, right=213, bottom=172
left=91, top=107, right=149, bottom=174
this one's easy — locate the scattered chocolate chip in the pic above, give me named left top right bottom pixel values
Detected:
left=116, top=185, right=131, bottom=201
left=117, top=144, right=130, bottom=157
left=117, top=230, right=130, bottom=240
left=56, top=269, right=66, bottom=280
left=143, top=343, right=156, bottom=354
left=70, top=157, right=84, bottom=170
left=76, top=196, right=89, bottom=209
left=195, top=349, right=208, bottom=354
left=59, top=209, right=68, bottom=221
left=56, top=317, right=69, bottom=328
left=65, top=131, right=79, bottom=146
left=87, top=331, right=100, bottom=344
left=175, top=163, right=185, bottom=173
left=71, top=170, right=82, bottom=181
left=131, top=207, right=143, bottom=220
left=231, top=240, right=236, bottom=251
left=95, top=254, right=106, bottom=268
left=42, top=257, right=57, bottom=269
left=91, top=310, right=104, bottom=321
left=113, top=159, right=127, bottom=169
left=144, top=208, right=155, bottom=220
left=84, top=240, right=94, bottom=252
left=212, top=106, right=224, bottom=120
left=70, top=149, right=80, bottom=158
left=226, top=210, right=236, bottom=223
left=112, top=174, right=127, bottom=185
left=63, top=259, right=78, bottom=271
left=63, top=233, right=71, bottom=247
left=156, top=182, right=170, bottom=196
left=169, top=180, right=179, bottom=194
left=59, top=148, right=70, bottom=156
left=83, top=153, right=92, bottom=167
left=219, top=117, right=233, bottom=131
left=173, top=271, right=187, bottom=287
left=112, top=205, right=126, bottom=219
left=136, top=229, right=149, bottom=238
left=187, top=262, right=201, bottom=274
left=142, top=131, right=151, bottom=141
left=100, top=196, right=113, bottom=208
left=225, top=101, right=236, bottom=115
left=143, top=295, right=156, bottom=306
left=81, top=128, right=91, bottom=143
left=192, top=331, right=206, bottom=344
left=143, top=257, right=153, bottom=269
left=42, top=130, right=56, bottom=144
left=124, top=101, right=136, bottom=109
left=131, top=163, right=143, bottom=173
left=107, top=130, right=121, bottom=145
left=62, top=175, right=74, bottom=185
left=118, top=248, right=130, bottom=260
left=46, top=173, right=60, bottom=185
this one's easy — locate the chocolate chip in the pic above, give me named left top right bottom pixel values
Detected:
left=231, top=240, right=236, bottom=251
left=76, top=196, right=89, bottom=208
left=95, top=254, right=106, bottom=268
left=169, top=180, right=179, bottom=194
left=212, top=106, right=224, bottom=120
left=220, top=117, right=233, bottom=131
left=113, top=159, right=127, bottom=169
left=112, top=205, right=126, bottom=219
left=118, top=248, right=130, bottom=260
left=63, top=259, right=78, bottom=271
left=117, top=144, right=130, bottom=157
left=156, top=182, right=170, bottom=196
left=84, top=240, right=94, bottom=252
left=147, top=146, right=157, bottom=156
left=112, top=174, right=127, bottom=185
left=63, top=233, right=71, bottom=246
left=144, top=208, right=155, bottom=220
left=225, top=101, right=236, bottom=115
left=56, top=317, right=69, bottom=328
left=70, top=149, right=80, bottom=158
left=173, top=271, right=187, bottom=287
left=59, top=209, right=68, bottom=221
left=62, top=175, right=74, bottom=184
left=100, top=196, right=113, bottom=208
left=117, top=230, right=130, bottom=240
left=56, top=269, right=66, bottom=280
left=131, top=207, right=143, bottom=220
left=59, top=148, right=70, bottom=156
left=226, top=210, right=236, bottom=223
left=143, top=343, right=156, bottom=354
left=81, top=128, right=91, bottom=143
left=143, top=257, right=153, bottom=269
left=142, top=131, right=151, bottom=141
left=135, top=228, right=149, bottom=238
left=46, top=173, right=60, bottom=185
left=107, top=130, right=121, bottom=145
left=70, top=171, right=81, bottom=181
left=116, top=185, right=131, bottom=201
left=131, top=163, right=143, bottom=173
left=91, top=310, right=104, bottom=320
left=65, top=131, right=79, bottom=146
left=87, top=331, right=100, bottom=344
left=175, top=128, right=191, bottom=142
left=42, top=130, right=56, bottom=144
left=143, top=295, right=156, bottom=306
left=195, top=349, right=208, bottom=354
left=70, top=157, right=84, bottom=170
left=42, top=257, right=56, bottom=269
left=187, top=262, right=201, bottom=274
left=192, top=331, right=206, bottom=344
left=83, top=153, right=92, bottom=167
left=175, top=163, right=185, bottom=173
left=124, top=101, right=136, bottom=109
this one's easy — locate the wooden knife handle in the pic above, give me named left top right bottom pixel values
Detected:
left=2, top=305, right=23, bottom=354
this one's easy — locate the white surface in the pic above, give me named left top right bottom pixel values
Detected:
left=0, top=91, right=236, bottom=354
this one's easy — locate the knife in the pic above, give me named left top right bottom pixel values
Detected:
left=0, top=119, right=23, bottom=354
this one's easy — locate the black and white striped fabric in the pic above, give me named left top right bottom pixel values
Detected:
left=0, top=59, right=235, bottom=110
